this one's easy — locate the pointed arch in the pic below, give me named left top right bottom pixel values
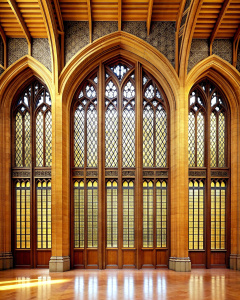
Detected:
left=59, top=31, right=179, bottom=113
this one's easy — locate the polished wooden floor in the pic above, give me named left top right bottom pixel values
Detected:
left=0, top=268, right=239, bottom=300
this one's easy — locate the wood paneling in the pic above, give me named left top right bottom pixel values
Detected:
left=36, top=250, right=51, bottom=268
left=14, top=250, right=31, bottom=268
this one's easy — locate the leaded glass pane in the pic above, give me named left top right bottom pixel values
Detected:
left=218, top=113, right=225, bottom=167
left=110, top=64, right=129, bottom=81
left=106, top=80, right=117, bottom=99
left=145, top=84, right=154, bottom=99
left=156, top=106, right=167, bottom=167
left=15, top=112, right=23, bottom=167
left=197, top=112, right=204, bottom=167
left=74, top=181, right=84, bottom=248
left=86, top=84, right=96, bottom=99
left=189, top=181, right=204, bottom=250
left=74, top=105, right=85, bottom=167
left=24, top=112, right=31, bottom=167
left=211, top=181, right=226, bottom=250
left=143, top=181, right=153, bottom=248
left=188, top=112, right=195, bottom=167
left=156, top=181, right=167, bottom=248
left=16, top=181, right=30, bottom=249
left=106, top=181, right=118, bottom=248
left=45, top=111, right=52, bottom=167
left=210, top=113, right=217, bottom=167
left=87, top=181, right=98, bottom=248
left=37, top=181, right=51, bottom=249
left=105, top=104, right=118, bottom=167
left=36, top=112, right=44, bottom=167
left=87, top=105, right=98, bottom=167
left=143, top=105, right=154, bottom=167
left=122, top=105, right=135, bottom=167
left=123, top=81, right=135, bottom=99
left=123, top=181, right=135, bottom=248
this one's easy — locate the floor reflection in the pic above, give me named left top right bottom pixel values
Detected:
left=211, top=275, right=225, bottom=300
left=189, top=274, right=204, bottom=299
left=124, top=274, right=134, bottom=299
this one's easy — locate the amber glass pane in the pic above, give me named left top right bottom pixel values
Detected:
left=188, top=181, right=204, bottom=250
left=45, top=111, right=52, bottom=167
left=87, top=106, right=98, bottom=167
left=156, top=181, right=167, bottom=247
left=143, top=105, right=154, bottom=167
left=87, top=181, right=98, bottom=248
left=197, top=112, right=204, bottom=167
left=122, top=105, right=135, bottom=167
left=36, top=112, right=44, bottom=167
left=106, top=181, right=118, bottom=248
left=210, top=113, right=217, bottom=167
left=105, top=104, right=118, bottom=168
left=143, top=181, right=153, bottom=248
left=15, top=112, right=23, bottom=167
left=16, top=181, right=30, bottom=249
left=211, top=181, right=226, bottom=250
left=188, top=112, right=195, bottom=167
left=74, top=105, right=85, bottom=167
left=37, top=181, right=51, bottom=249
left=74, top=181, right=84, bottom=248
left=218, top=113, right=225, bottom=167
left=24, top=112, right=31, bottom=167
left=123, top=181, right=135, bottom=248
left=155, top=106, right=167, bottom=167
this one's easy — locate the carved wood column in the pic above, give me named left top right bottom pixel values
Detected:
left=49, top=91, right=71, bottom=272
left=169, top=85, right=191, bottom=271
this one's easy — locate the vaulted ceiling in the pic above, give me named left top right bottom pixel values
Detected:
left=0, top=0, right=239, bottom=40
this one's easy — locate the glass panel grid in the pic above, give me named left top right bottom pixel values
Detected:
left=210, top=113, right=217, bottom=167
left=37, top=181, right=51, bottom=249
left=45, top=111, right=52, bottom=167
left=36, top=112, right=44, bottom=167
left=105, top=104, right=118, bottom=167
left=16, top=181, right=31, bottom=249
left=188, top=111, right=195, bottom=167
left=87, top=181, right=98, bottom=248
left=15, top=112, right=23, bottom=167
left=218, top=113, right=225, bottom=167
left=87, top=106, right=98, bottom=167
left=143, top=105, right=154, bottom=167
left=122, top=104, right=135, bottom=168
left=74, top=181, right=85, bottom=248
left=155, top=107, right=167, bottom=167
left=143, top=181, right=153, bottom=248
left=188, top=181, right=205, bottom=250
left=197, top=112, right=204, bottom=167
left=123, top=181, right=135, bottom=248
left=74, top=105, right=85, bottom=167
left=24, top=112, right=31, bottom=167
left=106, top=181, right=118, bottom=248
left=156, top=181, right=167, bottom=248
left=211, top=181, right=226, bottom=250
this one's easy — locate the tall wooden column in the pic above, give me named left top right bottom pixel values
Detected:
left=49, top=91, right=71, bottom=272
left=0, top=108, right=13, bottom=270
left=169, top=86, right=191, bottom=271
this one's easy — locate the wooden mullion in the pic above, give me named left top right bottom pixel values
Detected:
left=153, top=179, right=156, bottom=267
left=195, top=111, right=198, bottom=167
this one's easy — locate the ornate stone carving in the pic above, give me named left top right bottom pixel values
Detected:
left=143, top=171, right=154, bottom=176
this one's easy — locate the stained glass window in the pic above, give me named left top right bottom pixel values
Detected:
left=123, top=181, right=135, bottom=248
left=189, top=180, right=204, bottom=250
left=106, top=181, right=118, bottom=248
left=211, top=181, right=226, bottom=250
left=156, top=180, right=167, bottom=248
left=74, top=180, right=85, bottom=248
left=143, top=73, right=167, bottom=167
left=37, top=180, right=51, bottom=249
left=188, top=90, right=205, bottom=167
left=87, top=180, right=98, bottom=248
left=74, top=77, right=98, bottom=168
left=143, top=180, right=154, bottom=248
left=16, top=181, right=31, bottom=249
